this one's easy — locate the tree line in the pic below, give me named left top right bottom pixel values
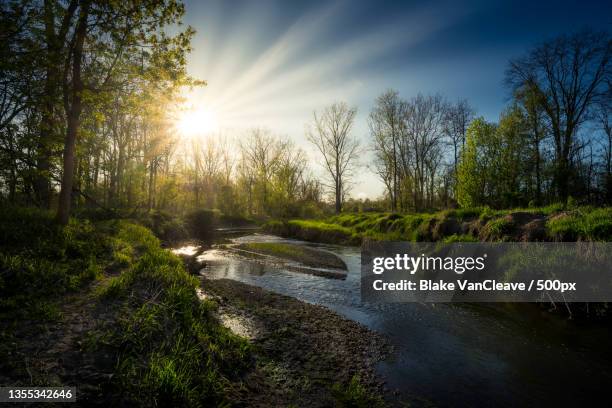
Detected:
left=1, top=2, right=610, bottom=222
left=370, top=30, right=611, bottom=211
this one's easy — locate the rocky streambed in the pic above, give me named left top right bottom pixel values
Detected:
left=202, top=278, right=392, bottom=407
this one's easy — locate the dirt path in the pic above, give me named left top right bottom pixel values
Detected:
left=0, top=281, right=119, bottom=406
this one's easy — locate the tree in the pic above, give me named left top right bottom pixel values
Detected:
left=443, top=98, right=474, bottom=194
left=515, top=87, right=548, bottom=204
left=368, top=90, right=407, bottom=211
left=595, top=95, right=612, bottom=201
left=56, top=0, right=193, bottom=224
left=403, top=94, right=448, bottom=211
left=240, top=128, right=285, bottom=214
left=457, top=111, right=531, bottom=208
left=506, top=30, right=612, bottom=203
left=306, top=102, right=359, bottom=213
left=457, top=118, right=498, bottom=208
left=496, top=105, right=530, bottom=207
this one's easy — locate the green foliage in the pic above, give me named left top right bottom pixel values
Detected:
left=546, top=208, right=612, bottom=241
left=267, top=205, right=612, bottom=244
left=331, top=375, right=385, bottom=408
left=457, top=110, right=531, bottom=209
left=443, top=234, right=478, bottom=243
left=100, top=222, right=251, bottom=407
left=0, top=205, right=108, bottom=318
left=457, top=118, right=497, bottom=208
left=287, top=219, right=356, bottom=244
left=482, top=217, right=514, bottom=241
left=442, top=207, right=484, bottom=220
left=0, top=206, right=252, bottom=406
left=139, top=210, right=189, bottom=243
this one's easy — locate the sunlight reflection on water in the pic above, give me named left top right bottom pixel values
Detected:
left=179, top=234, right=612, bottom=407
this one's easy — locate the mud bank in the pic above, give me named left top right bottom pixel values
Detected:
left=201, top=277, right=393, bottom=407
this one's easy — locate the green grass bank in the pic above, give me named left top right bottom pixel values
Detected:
left=0, top=206, right=250, bottom=406
left=0, top=205, right=386, bottom=406
left=263, top=205, right=612, bottom=244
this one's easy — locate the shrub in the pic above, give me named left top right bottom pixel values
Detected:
left=139, top=210, right=189, bottom=243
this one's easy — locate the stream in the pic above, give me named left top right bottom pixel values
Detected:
left=188, top=233, right=612, bottom=407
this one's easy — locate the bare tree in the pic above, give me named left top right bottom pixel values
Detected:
left=515, top=87, right=548, bottom=204
left=595, top=92, right=612, bottom=201
left=306, top=102, right=359, bottom=213
left=240, top=128, right=285, bottom=213
left=218, top=133, right=235, bottom=185
left=506, top=30, right=612, bottom=202
left=368, top=90, right=408, bottom=211
left=444, top=98, right=474, bottom=190
left=404, top=93, right=448, bottom=210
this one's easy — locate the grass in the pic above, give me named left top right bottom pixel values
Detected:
left=238, top=242, right=347, bottom=269
left=0, top=206, right=109, bottom=319
left=94, top=222, right=252, bottom=407
left=481, top=217, right=515, bottom=241
left=331, top=375, right=385, bottom=408
left=265, top=218, right=359, bottom=245
left=264, top=205, right=612, bottom=243
left=241, top=242, right=309, bottom=258
left=0, top=205, right=251, bottom=406
left=546, top=207, right=612, bottom=241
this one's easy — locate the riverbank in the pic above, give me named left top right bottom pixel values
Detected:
left=263, top=205, right=612, bottom=244
left=0, top=207, right=252, bottom=406
left=202, top=277, right=391, bottom=407
left=0, top=206, right=390, bottom=406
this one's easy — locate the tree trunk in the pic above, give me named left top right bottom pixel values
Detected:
left=335, top=158, right=341, bottom=213
left=57, top=1, right=89, bottom=225
left=35, top=0, right=58, bottom=209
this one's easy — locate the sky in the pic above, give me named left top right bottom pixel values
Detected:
left=179, top=0, right=612, bottom=199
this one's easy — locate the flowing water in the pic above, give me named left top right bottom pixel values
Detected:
left=189, top=233, right=612, bottom=407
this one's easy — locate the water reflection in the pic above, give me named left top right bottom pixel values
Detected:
left=200, top=249, right=268, bottom=277
left=171, top=245, right=200, bottom=256
left=193, top=234, right=612, bottom=407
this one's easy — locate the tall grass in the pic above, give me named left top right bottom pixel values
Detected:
left=96, top=221, right=251, bottom=406
left=0, top=206, right=109, bottom=317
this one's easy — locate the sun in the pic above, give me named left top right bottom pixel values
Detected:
left=176, top=107, right=219, bottom=138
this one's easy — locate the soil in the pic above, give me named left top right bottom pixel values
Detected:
left=201, top=277, right=393, bottom=407
left=0, top=283, right=121, bottom=406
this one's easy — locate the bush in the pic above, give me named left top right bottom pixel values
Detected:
left=331, top=375, right=385, bottom=408
left=139, top=210, right=189, bottom=243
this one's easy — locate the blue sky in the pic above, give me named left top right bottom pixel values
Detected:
left=180, top=0, right=612, bottom=198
